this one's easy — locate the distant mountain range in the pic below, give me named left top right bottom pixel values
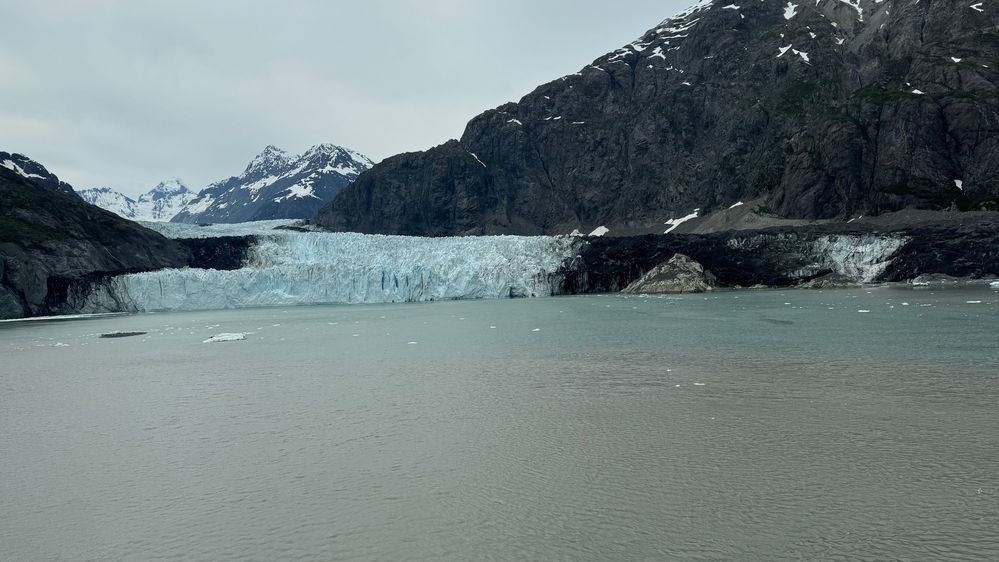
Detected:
left=78, top=179, right=196, bottom=222
left=76, top=144, right=373, bottom=223
left=315, top=0, right=999, bottom=236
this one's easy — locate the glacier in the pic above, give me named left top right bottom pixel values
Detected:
left=90, top=221, right=582, bottom=312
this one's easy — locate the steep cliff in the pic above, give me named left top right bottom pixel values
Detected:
left=317, top=0, right=998, bottom=235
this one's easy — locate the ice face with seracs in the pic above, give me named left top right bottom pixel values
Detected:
left=106, top=223, right=582, bottom=312
left=801, top=234, right=908, bottom=282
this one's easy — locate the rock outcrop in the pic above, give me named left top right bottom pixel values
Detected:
left=622, top=253, right=718, bottom=293
left=317, top=0, right=998, bottom=236
left=797, top=273, right=862, bottom=289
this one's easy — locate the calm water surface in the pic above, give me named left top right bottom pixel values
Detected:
left=2, top=287, right=998, bottom=560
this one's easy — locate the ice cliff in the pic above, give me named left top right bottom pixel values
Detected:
left=88, top=222, right=581, bottom=312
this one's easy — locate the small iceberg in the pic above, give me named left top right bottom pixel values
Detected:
left=203, top=333, right=247, bottom=343
left=990, top=281, right=999, bottom=289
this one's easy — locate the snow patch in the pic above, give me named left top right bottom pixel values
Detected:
left=664, top=209, right=700, bottom=234
left=784, top=2, right=799, bottom=19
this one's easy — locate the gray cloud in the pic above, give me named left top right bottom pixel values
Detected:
left=1, top=0, right=688, bottom=197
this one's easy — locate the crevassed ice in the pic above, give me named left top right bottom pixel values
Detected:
left=801, top=235, right=908, bottom=282
left=107, top=224, right=582, bottom=312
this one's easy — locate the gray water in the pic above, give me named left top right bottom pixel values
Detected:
left=2, top=287, right=998, bottom=561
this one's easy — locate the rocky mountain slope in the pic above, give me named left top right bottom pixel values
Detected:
left=1, top=159, right=188, bottom=319
left=1, top=151, right=80, bottom=199
left=316, top=0, right=998, bottom=236
left=78, top=178, right=197, bottom=222
left=172, top=144, right=373, bottom=224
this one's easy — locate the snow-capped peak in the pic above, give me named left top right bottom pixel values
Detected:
left=171, top=142, right=374, bottom=224
left=149, top=177, right=190, bottom=195
left=141, top=178, right=192, bottom=203
left=244, top=145, right=293, bottom=176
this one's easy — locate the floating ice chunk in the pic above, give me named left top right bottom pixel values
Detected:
left=532, top=328, right=541, bottom=332
left=911, top=89, right=925, bottom=95
left=836, top=38, right=845, bottom=45
left=784, top=2, right=799, bottom=19
left=857, top=310, right=871, bottom=313
left=990, top=281, right=999, bottom=289
left=507, top=119, right=523, bottom=125
left=951, top=57, right=963, bottom=63
left=203, top=333, right=246, bottom=343
left=955, top=179, right=964, bottom=190
left=966, top=300, right=982, bottom=304
left=569, top=228, right=584, bottom=237
left=53, top=342, right=70, bottom=347
left=778, top=44, right=793, bottom=57
left=407, top=341, right=418, bottom=345
left=694, top=383, right=706, bottom=386
left=970, top=2, right=984, bottom=10
left=722, top=3, right=740, bottom=8
left=589, top=226, right=610, bottom=237
left=729, top=201, right=744, bottom=209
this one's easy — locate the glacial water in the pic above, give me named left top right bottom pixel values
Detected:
left=2, top=287, right=998, bottom=561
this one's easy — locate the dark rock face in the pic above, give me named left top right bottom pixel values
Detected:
left=0, top=167, right=188, bottom=319
left=176, top=236, right=256, bottom=271
left=173, top=144, right=373, bottom=224
left=317, top=0, right=999, bottom=236
left=1, top=151, right=79, bottom=199
left=560, top=220, right=999, bottom=294
left=621, top=253, right=718, bottom=293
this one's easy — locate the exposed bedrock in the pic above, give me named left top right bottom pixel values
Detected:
left=560, top=222, right=999, bottom=294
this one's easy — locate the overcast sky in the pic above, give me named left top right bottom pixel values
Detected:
left=1, top=0, right=688, bottom=197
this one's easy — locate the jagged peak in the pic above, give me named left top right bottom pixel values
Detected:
left=244, top=145, right=293, bottom=176
left=297, top=143, right=374, bottom=169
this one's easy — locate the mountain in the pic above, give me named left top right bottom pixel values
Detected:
left=77, top=187, right=138, bottom=219
left=1, top=151, right=80, bottom=199
left=172, top=144, right=373, bottom=224
left=0, top=154, right=187, bottom=319
left=135, top=178, right=197, bottom=221
left=316, top=0, right=999, bottom=236
left=78, top=178, right=196, bottom=222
